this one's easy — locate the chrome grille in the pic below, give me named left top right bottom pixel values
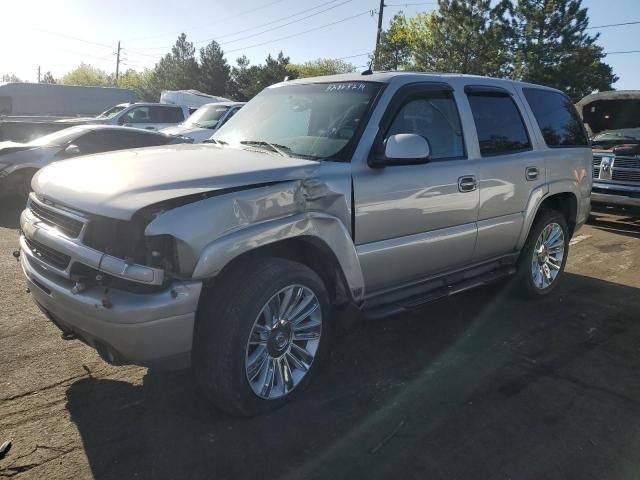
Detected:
left=612, top=170, right=640, bottom=182
left=29, top=199, right=84, bottom=238
left=593, top=157, right=602, bottom=179
left=24, top=237, right=71, bottom=270
left=613, top=156, right=640, bottom=169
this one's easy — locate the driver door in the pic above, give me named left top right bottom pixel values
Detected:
left=352, top=83, right=479, bottom=294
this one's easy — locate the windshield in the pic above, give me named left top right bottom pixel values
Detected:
left=97, top=105, right=127, bottom=119
left=185, top=104, right=230, bottom=129
left=213, top=81, right=381, bottom=160
left=27, top=127, right=85, bottom=147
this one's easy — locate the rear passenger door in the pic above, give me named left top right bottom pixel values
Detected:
left=465, top=85, right=546, bottom=262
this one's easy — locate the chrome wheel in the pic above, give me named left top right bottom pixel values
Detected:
left=245, top=285, right=322, bottom=400
left=531, top=222, right=565, bottom=290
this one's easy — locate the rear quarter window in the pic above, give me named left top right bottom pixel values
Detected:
left=467, top=92, right=531, bottom=157
left=523, top=88, right=589, bottom=147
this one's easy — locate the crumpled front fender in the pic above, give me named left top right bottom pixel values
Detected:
left=192, top=212, right=365, bottom=302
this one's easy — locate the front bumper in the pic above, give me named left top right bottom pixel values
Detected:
left=592, top=182, right=640, bottom=208
left=21, top=248, right=202, bottom=368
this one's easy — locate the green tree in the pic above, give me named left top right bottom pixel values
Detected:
left=258, top=51, right=296, bottom=87
left=152, top=33, right=201, bottom=92
left=199, top=40, right=230, bottom=96
left=227, top=56, right=262, bottom=101
left=1, top=74, right=23, bottom=83
left=61, top=63, right=112, bottom=86
left=290, top=58, right=357, bottom=78
left=117, top=69, right=158, bottom=101
left=409, top=0, right=511, bottom=76
left=510, top=0, right=617, bottom=100
left=41, top=71, right=56, bottom=84
left=373, top=13, right=412, bottom=70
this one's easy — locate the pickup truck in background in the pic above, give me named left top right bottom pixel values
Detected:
left=19, top=72, right=591, bottom=416
left=577, top=90, right=640, bottom=209
left=55, top=102, right=190, bottom=130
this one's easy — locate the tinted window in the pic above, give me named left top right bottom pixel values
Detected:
left=122, top=130, right=171, bottom=147
left=72, top=130, right=169, bottom=154
left=467, top=93, right=531, bottom=156
left=121, top=106, right=151, bottom=123
left=523, top=88, right=588, bottom=147
left=152, top=106, right=184, bottom=123
left=386, top=93, right=464, bottom=159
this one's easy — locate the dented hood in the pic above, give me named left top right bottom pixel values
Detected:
left=32, top=144, right=320, bottom=220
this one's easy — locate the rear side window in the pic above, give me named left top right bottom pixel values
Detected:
left=523, top=88, right=589, bottom=147
left=152, top=106, right=184, bottom=123
left=467, top=92, right=531, bottom=156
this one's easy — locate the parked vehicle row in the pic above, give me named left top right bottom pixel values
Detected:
left=17, top=72, right=591, bottom=416
left=160, top=101, right=245, bottom=142
left=0, top=125, right=191, bottom=198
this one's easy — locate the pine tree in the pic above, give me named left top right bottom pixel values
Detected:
left=153, top=33, right=201, bottom=91
left=42, top=71, right=56, bottom=84
left=199, top=40, right=230, bottom=96
left=410, top=0, right=511, bottom=76
left=510, top=0, right=617, bottom=100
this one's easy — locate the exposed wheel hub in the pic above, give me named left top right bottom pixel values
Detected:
left=267, top=322, right=292, bottom=356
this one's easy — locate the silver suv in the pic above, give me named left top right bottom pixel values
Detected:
left=18, top=73, right=591, bottom=415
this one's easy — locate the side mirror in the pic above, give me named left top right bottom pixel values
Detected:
left=382, top=133, right=431, bottom=166
left=64, top=144, right=81, bottom=157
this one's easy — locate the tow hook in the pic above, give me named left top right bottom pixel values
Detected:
left=12, top=250, right=20, bottom=262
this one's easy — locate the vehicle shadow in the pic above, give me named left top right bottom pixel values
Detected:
left=0, top=196, right=25, bottom=229
left=589, top=207, right=640, bottom=239
left=66, top=274, right=640, bottom=480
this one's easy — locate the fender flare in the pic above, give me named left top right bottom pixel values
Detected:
left=192, top=212, right=366, bottom=303
left=517, top=180, right=581, bottom=250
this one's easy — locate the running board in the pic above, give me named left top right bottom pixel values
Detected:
left=361, top=266, right=516, bottom=321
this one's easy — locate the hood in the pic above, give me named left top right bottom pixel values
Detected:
left=32, top=144, right=320, bottom=220
left=0, top=141, right=33, bottom=156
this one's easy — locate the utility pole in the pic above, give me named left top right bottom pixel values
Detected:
left=115, top=41, right=121, bottom=86
left=374, top=0, right=385, bottom=70
left=37, top=65, right=41, bottom=83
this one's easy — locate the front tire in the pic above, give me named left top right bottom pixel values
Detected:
left=515, top=209, right=569, bottom=298
left=192, top=257, right=331, bottom=416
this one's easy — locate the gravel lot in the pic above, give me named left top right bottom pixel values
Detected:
left=1, top=201, right=639, bottom=480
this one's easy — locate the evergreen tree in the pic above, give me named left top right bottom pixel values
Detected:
left=510, top=0, right=617, bottom=100
left=258, top=52, right=296, bottom=87
left=199, top=40, right=230, bottom=96
left=410, top=0, right=511, bottom=76
left=153, top=33, right=201, bottom=91
left=227, top=55, right=263, bottom=101
left=290, top=58, right=356, bottom=78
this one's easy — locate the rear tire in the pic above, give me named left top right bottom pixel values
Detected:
left=514, top=209, right=569, bottom=298
left=192, top=257, right=332, bottom=416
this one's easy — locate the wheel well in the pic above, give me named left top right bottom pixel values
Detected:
left=537, top=192, right=577, bottom=235
left=208, top=237, right=352, bottom=306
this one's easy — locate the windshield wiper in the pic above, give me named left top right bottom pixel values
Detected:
left=240, top=140, right=291, bottom=157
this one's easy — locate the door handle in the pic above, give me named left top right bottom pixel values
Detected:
left=458, top=175, right=478, bottom=193
left=525, top=166, right=539, bottom=181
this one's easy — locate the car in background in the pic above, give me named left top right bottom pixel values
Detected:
left=576, top=91, right=640, bottom=209
left=160, top=102, right=245, bottom=143
left=0, top=125, right=191, bottom=199
left=55, top=103, right=190, bottom=131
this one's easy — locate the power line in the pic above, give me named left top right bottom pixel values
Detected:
left=604, top=50, right=640, bottom=55
left=126, top=0, right=288, bottom=42
left=32, top=28, right=115, bottom=49
left=210, top=0, right=355, bottom=46
left=586, top=20, right=640, bottom=30
left=223, top=9, right=375, bottom=54
left=385, top=2, right=435, bottom=6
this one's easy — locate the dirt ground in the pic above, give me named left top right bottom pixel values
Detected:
left=1, top=201, right=639, bottom=480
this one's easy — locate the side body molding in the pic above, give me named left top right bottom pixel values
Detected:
left=192, top=212, right=366, bottom=303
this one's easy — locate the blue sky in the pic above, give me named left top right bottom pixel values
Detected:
left=1, top=0, right=639, bottom=91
